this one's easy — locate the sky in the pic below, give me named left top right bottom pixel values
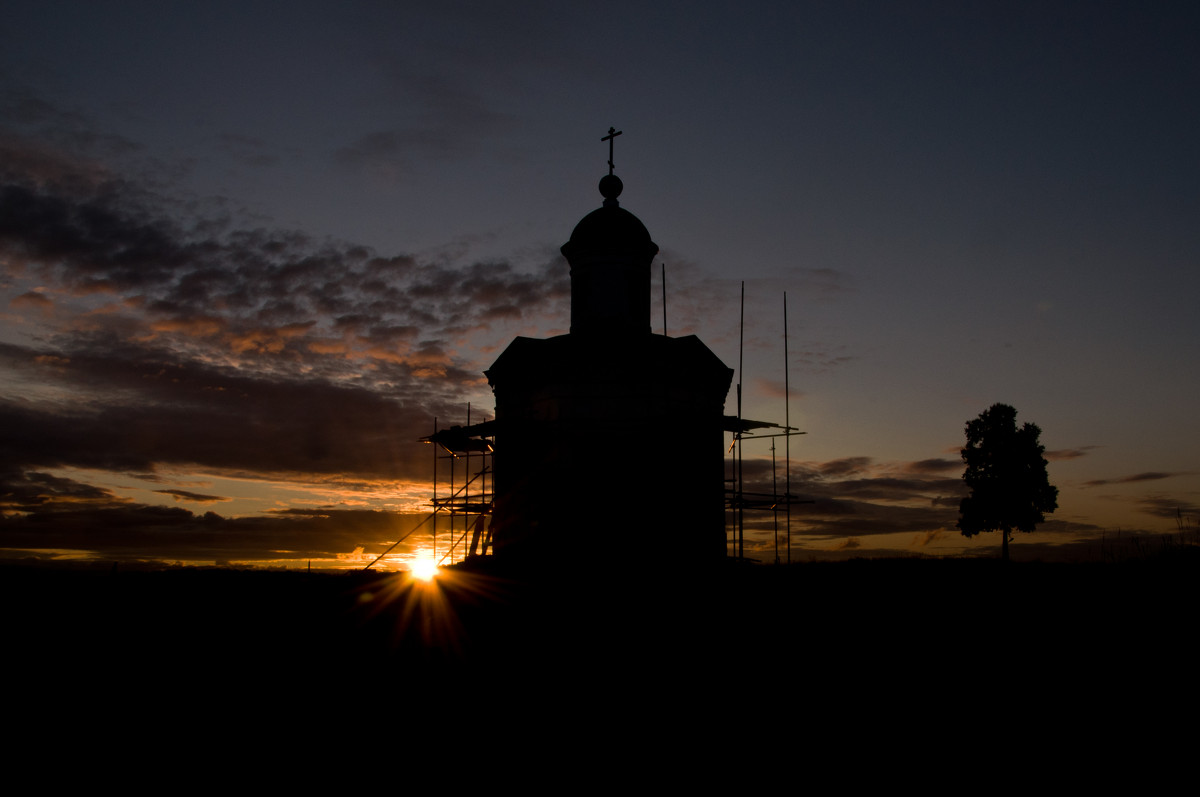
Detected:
left=2, top=1, right=1198, bottom=568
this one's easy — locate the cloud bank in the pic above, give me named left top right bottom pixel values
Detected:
left=0, top=127, right=566, bottom=564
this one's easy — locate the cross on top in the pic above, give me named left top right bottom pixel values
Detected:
left=601, top=127, right=622, bottom=175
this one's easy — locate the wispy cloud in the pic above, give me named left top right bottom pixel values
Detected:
left=1130, top=495, right=1200, bottom=520
left=904, top=458, right=959, bottom=474
left=1084, top=472, right=1186, bottom=487
left=155, top=489, right=230, bottom=503
left=736, top=455, right=968, bottom=545
left=0, top=468, right=126, bottom=512
left=1045, top=446, right=1099, bottom=461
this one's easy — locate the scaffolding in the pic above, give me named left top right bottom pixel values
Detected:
left=392, top=412, right=805, bottom=568
left=423, top=412, right=495, bottom=565
left=725, top=416, right=809, bottom=564
left=723, top=287, right=812, bottom=564
left=382, top=285, right=807, bottom=569
left=362, top=409, right=494, bottom=572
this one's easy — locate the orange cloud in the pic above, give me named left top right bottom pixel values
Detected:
left=151, top=316, right=226, bottom=337
left=10, top=291, right=52, bottom=313
left=226, top=322, right=315, bottom=354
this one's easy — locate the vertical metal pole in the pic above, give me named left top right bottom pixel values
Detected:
left=729, top=386, right=739, bottom=559
left=485, top=417, right=491, bottom=555
left=784, top=292, right=791, bottom=564
left=432, top=417, right=438, bottom=564
left=729, top=279, right=739, bottom=559
left=662, top=262, right=667, bottom=336
left=772, top=439, right=778, bottom=564
left=483, top=414, right=489, bottom=553
left=465, top=403, right=472, bottom=564
left=726, top=437, right=732, bottom=557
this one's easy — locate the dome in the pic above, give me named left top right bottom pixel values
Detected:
left=560, top=174, right=658, bottom=336
left=561, top=204, right=659, bottom=262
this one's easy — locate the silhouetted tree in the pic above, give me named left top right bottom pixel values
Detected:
left=957, top=403, right=1058, bottom=561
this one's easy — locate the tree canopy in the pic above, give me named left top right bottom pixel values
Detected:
left=957, top=403, right=1058, bottom=561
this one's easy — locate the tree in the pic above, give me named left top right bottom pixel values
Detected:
left=957, top=403, right=1058, bottom=561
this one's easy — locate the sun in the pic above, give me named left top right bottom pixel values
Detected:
left=410, top=555, right=440, bottom=582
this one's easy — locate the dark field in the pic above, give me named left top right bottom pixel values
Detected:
left=8, top=556, right=1193, bottom=689
left=8, top=554, right=1197, bottom=769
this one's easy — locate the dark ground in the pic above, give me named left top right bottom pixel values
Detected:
left=7, top=553, right=1198, bottom=776
left=8, top=554, right=1193, bottom=685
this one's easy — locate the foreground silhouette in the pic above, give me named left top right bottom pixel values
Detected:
left=957, top=403, right=1058, bottom=561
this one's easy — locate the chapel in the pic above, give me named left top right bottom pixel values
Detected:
left=485, top=133, right=733, bottom=562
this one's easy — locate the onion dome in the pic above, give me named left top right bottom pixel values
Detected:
left=560, top=175, right=657, bottom=336
left=560, top=175, right=659, bottom=263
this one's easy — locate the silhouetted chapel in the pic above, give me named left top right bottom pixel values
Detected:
left=485, top=133, right=733, bottom=562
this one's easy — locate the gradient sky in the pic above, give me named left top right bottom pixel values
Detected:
left=2, top=1, right=1197, bottom=567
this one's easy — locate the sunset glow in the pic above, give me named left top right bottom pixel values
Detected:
left=410, top=555, right=440, bottom=582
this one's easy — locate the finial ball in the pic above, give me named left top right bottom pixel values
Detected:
left=599, top=174, right=623, bottom=201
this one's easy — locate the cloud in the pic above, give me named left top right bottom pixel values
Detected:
left=0, top=340, right=445, bottom=481
left=0, top=132, right=574, bottom=532
left=1, top=144, right=567, bottom=352
left=9, top=291, right=52, bottom=312
left=734, top=455, right=970, bottom=546
left=0, top=503, right=431, bottom=564
left=1, top=138, right=567, bottom=362
left=0, top=119, right=588, bottom=567
left=912, top=529, right=943, bottom=547
left=0, top=180, right=190, bottom=292
left=785, top=497, right=961, bottom=540
left=833, top=476, right=964, bottom=502
left=1130, top=495, right=1200, bottom=520
left=1045, top=447, right=1099, bottom=461
left=819, top=457, right=873, bottom=477
left=155, top=489, right=230, bottom=503
left=0, top=468, right=126, bottom=512
left=1084, top=472, right=1186, bottom=487
left=0, top=87, right=140, bottom=172
left=904, top=458, right=959, bottom=474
